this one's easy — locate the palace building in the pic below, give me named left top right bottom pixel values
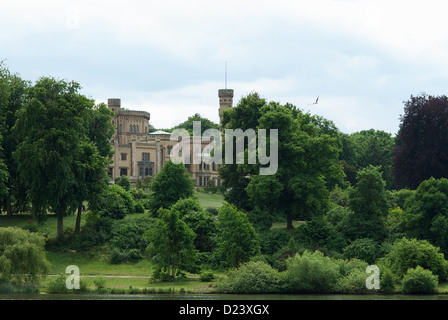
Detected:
left=107, top=87, right=234, bottom=187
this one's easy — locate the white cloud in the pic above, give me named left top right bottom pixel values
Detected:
left=2, top=0, right=448, bottom=135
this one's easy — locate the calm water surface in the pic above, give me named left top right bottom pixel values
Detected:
left=2, top=293, right=448, bottom=300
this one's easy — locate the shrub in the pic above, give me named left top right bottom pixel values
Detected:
left=335, top=269, right=370, bottom=294
left=343, top=238, right=378, bottom=264
left=296, top=215, right=347, bottom=253
left=134, top=202, right=145, bottom=213
left=93, top=275, right=107, bottom=290
left=216, top=261, right=282, bottom=293
left=199, top=270, right=215, bottom=282
left=47, top=274, right=89, bottom=293
left=259, top=229, right=291, bottom=256
left=381, top=237, right=448, bottom=280
left=115, top=175, right=131, bottom=191
left=401, top=266, right=438, bottom=294
left=284, top=250, right=339, bottom=293
left=109, top=215, right=156, bottom=263
left=380, top=267, right=397, bottom=293
left=0, top=227, right=49, bottom=284
left=89, top=184, right=135, bottom=219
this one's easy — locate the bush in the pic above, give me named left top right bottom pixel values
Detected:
left=93, top=275, right=107, bottom=290
left=380, top=237, right=448, bottom=280
left=199, top=270, right=215, bottom=282
left=259, top=229, right=291, bottom=256
left=380, top=267, right=397, bottom=293
left=47, top=274, right=89, bottom=293
left=89, top=184, right=135, bottom=219
left=134, top=202, right=145, bottom=213
left=335, top=269, right=370, bottom=294
left=70, top=226, right=106, bottom=252
left=109, top=215, right=156, bottom=263
left=343, top=238, right=378, bottom=264
left=115, top=175, right=131, bottom=191
left=0, top=227, right=50, bottom=284
left=296, top=215, right=347, bottom=253
left=401, top=266, right=438, bottom=294
left=216, top=261, right=282, bottom=293
left=284, top=250, right=339, bottom=293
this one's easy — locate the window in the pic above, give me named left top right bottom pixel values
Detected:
left=129, top=125, right=133, bottom=133
left=136, top=125, right=139, bottom=133
left=142, top=153, right=150, bottom=161
left=121, top=153, right=127, bottom=161
left=120, top=168, right=128, bottom=176
left=198, top=176, right=202, bottom=186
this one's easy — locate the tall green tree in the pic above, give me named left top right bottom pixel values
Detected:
left=73, top=103, right=115, bottom=233
left=393, top=93, right=448, bottom=189
left=404, top=177, right=448, bottom=254
left=219, top=92, right=265, bottom=212
left=147, top=207, right=197, bottom=280
left=0, top=63, right=28, bottom=216
left=223, top=93, right=343, bottom=229
left=340, top=165, right=389, bottom=242
left=149, top=160, right=194, bottom=213
left=14, top=77, right=96, bottom=238
left=341, top=129, right=395, bottom=189
left=216, top=202, right=260, bottom=268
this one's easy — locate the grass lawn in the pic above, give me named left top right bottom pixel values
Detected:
left=0, top=192, right=226, bottom=294
left=196, top=191, right=224, bottom=209
left=271, top=220, right=305, bottom=231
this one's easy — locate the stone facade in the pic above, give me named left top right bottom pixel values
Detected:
left=108, top=88, right=233, bottom=187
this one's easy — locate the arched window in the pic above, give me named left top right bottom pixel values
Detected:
left=129, top=125, right=132, bottom=133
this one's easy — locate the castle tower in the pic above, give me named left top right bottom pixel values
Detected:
left=108, top=98, right=121, bottom=115
left=218, top=89, right=234, bottom=123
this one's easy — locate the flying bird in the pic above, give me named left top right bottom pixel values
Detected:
left=309, top=96, right=319, bottom=105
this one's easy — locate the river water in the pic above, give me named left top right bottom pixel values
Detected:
left=2, top=293, right=448, bottom=300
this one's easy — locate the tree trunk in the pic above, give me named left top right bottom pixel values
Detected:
left=75, top=203, right=82, bottom=234
left=286, top=211, right=294, bottom=230
left=57, top=215, right=64, bottom=239
left=6, top=192, right=12, bottom=217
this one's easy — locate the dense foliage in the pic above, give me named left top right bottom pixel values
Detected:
left=0, top=227, right=49, bottom=284
left=2, top=63, right=448, bottom=295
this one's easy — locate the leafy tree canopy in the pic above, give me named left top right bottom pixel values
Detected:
left=149, top=160, right=195, bottom=213
left=171, top=113, right=219, bottom=136
left=394, top=93, right=448, bottom=189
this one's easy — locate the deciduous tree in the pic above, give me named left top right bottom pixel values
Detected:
left=393, top=93, right=448, bottom=189
left=14, top=77, right=98, bottom=238
left=149, top=160, right=194, bottom=212
left=216, top=202, right=260, bottom=267
left=147, top=206, right=197, bottom=280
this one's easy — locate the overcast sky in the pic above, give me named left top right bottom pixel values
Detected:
left=2, top=0, right=448, bottom=135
